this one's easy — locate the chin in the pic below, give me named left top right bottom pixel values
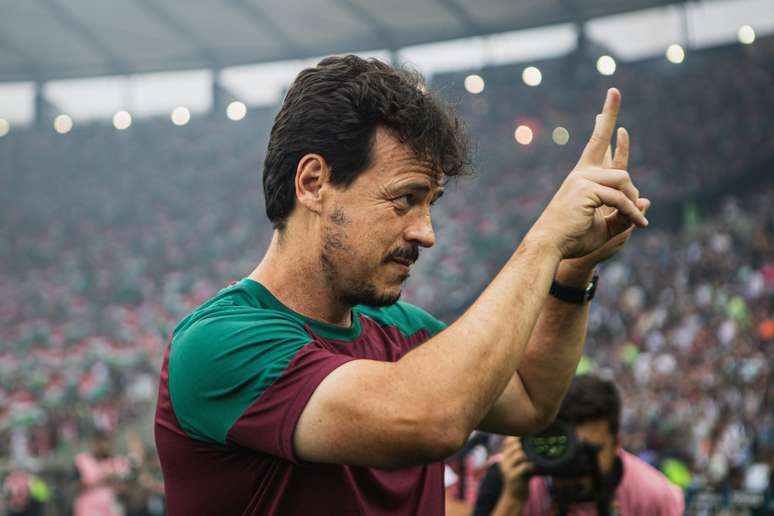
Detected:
left=369, top=289, right=402, bottom=307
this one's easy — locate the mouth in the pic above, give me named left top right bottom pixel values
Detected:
left=390, top=257, right=413, bottom=268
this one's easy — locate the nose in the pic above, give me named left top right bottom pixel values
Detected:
left=405, top=211, right=436, bottom=249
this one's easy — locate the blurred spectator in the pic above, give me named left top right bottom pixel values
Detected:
left=73, top=432, right=130, bottom=516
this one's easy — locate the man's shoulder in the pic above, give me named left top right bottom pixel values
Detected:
left=619, top=450, right=685, bottom=513
left=355, top=301, right=446, bottom=337
left=172, top=279, right=311, bottom=349
left=166, top=282, right=315, bottom=446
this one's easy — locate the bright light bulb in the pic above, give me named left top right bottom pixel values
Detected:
left=226, top=101, right=247, bottom=121
left=0, top=118, right=9, bottom=137
left=464, top=74, right=485, bottom=94
left=113, top=110, right=132, bottom=130
left=666, top=44, right=685, bottom=64
left=738, top=25, right=755, bottom=45
left=54, top=114, right=73, bottom=134
left=522, top=66, right=542, bottom=87
left=514, top=125, right=533, bottom=145
left=171, top=106, right=191, bottom=126
left=552, top=127, right=570, bottom=145
left=596, top=55, right=616, bottom=76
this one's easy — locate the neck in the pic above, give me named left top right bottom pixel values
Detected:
left=248, top=229, right=353, bottom=327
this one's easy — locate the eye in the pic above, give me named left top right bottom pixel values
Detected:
left=393, top=194, right=414, bottom=210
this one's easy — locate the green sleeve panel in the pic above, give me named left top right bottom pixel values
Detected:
left=355, top=301, right=447, bottom=338
left=168, top=300, right=313, bottom=445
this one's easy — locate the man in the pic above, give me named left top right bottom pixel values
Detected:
left=473, top=375, right=684, bottom=515
left=154, top=55, right=650, bottom=515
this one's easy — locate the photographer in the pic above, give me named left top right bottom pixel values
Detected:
left=473, top=375, right=684, bottom=515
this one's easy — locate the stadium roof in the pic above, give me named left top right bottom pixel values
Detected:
left=0, top=0, right=686, bottom=83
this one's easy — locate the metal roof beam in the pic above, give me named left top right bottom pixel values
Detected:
left=435, top=0, right=486, bottom=36
left=0, top=33, right=44, bottom=80
left=135, top=0, right=220, bottom=66
left=38, top=0, right=128, bottom=73
left=558, top=0, right=586, bottom=25
left=332, top=0, right=399, bottom=51
left=226, top=0, right=307, bottom=57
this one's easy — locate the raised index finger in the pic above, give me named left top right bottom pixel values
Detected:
left=577, top=88, right=621, bottom=167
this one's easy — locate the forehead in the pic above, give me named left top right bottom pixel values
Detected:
left=364, top=128, right=443, bottom=188
left=574, top=420, right=614, bottom=445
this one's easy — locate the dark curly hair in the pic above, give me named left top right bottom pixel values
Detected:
left=262, top=55, right=472, bottom=230
left=558, top=375, right=621, bottom=435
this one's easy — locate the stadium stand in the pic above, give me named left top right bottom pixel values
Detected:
left=1, top=36, right=773, bottom=514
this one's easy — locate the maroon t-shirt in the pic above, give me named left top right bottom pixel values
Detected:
left=155, top=278, right=447, bottom=515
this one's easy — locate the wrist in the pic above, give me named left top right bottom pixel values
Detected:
left=521, top=229, right=563, bottom=265
left=555, top=260, right=595, bottom=288
left=502, top=487, right=529, bottom=505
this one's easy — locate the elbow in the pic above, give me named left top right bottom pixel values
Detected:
left=412, top=405, right=470, bottom=462
left=525, top=403, right=560, bottom=435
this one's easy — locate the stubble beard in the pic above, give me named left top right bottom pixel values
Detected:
left=320, top=207, right=402, bottom=308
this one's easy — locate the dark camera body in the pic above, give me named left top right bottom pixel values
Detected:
left=522, top=420, right=602, bottom=477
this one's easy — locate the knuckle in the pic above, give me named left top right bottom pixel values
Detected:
left=589, top=133, right=607, bottom=146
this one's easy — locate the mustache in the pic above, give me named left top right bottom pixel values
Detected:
left=384, top=245, right=420, bottom=264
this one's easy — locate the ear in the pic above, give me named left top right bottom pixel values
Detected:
left=294, top=153, right=331, bottom=215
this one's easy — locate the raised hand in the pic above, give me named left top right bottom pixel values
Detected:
left=529, top=88, right=649, bottom=260
left=566, top=126, right=650, bottom=268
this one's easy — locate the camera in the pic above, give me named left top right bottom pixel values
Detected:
left=521, top=419, right=602, bottom=477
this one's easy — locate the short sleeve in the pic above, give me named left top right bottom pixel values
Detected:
left=168, top=303, right=355, bottom=462
left=226, top=345, right=355, bottom=461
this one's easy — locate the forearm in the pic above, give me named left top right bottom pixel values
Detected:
left=492, top=493, right=525, bottom=516
left=516, top=260, right=593, bottom=422
left=396, top=232, right=561, bottom=438
left=477, top=260, right=592, bottom=435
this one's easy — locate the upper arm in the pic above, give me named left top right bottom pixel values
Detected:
left=294, top=357, right=456, bottom=468
left=476, top=373, right=550, bottom=436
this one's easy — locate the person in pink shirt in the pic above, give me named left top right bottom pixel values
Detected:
left=73, top=432, right=131, bottom=516
left=473, top=375, right=684, bottom=515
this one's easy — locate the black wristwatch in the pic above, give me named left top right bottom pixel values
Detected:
left=549, top=270, right=599, bottom=304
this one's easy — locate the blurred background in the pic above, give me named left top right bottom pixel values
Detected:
left=1, top=0, right=773, bottom=514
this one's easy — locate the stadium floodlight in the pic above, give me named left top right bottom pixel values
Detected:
left=552, top=127, right=570, bottom=145
left=226, top=101, right=247, bottom=121
left=171, top=106, right=191, bottom=126
left=596, top=55, right=616, bottom=76
left=666, top=44, right=685, bottom=64
left=464, top=74, right=485, bottom=94
left=54, top=114, right=73, bottom=134
left=0, top=118, right=9, bottom=137
left=738, top=25, right=755, bottom=45
left=522, top=66, right=542, bottom=87
left=113, top=110, right=132, bottom=130
left=514, top=125, right=533, bottom=145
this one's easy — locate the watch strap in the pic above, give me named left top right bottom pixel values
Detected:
left=549, top=270, right=599, bottom=304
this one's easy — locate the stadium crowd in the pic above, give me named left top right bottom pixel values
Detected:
left=1, top=36, right=772, bottom=513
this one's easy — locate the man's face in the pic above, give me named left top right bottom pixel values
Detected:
left=552, top=419, right=619, bottom=498
left=318, top=128, right=443, bottom=307
left=574, top=419, right=619, bottom=476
